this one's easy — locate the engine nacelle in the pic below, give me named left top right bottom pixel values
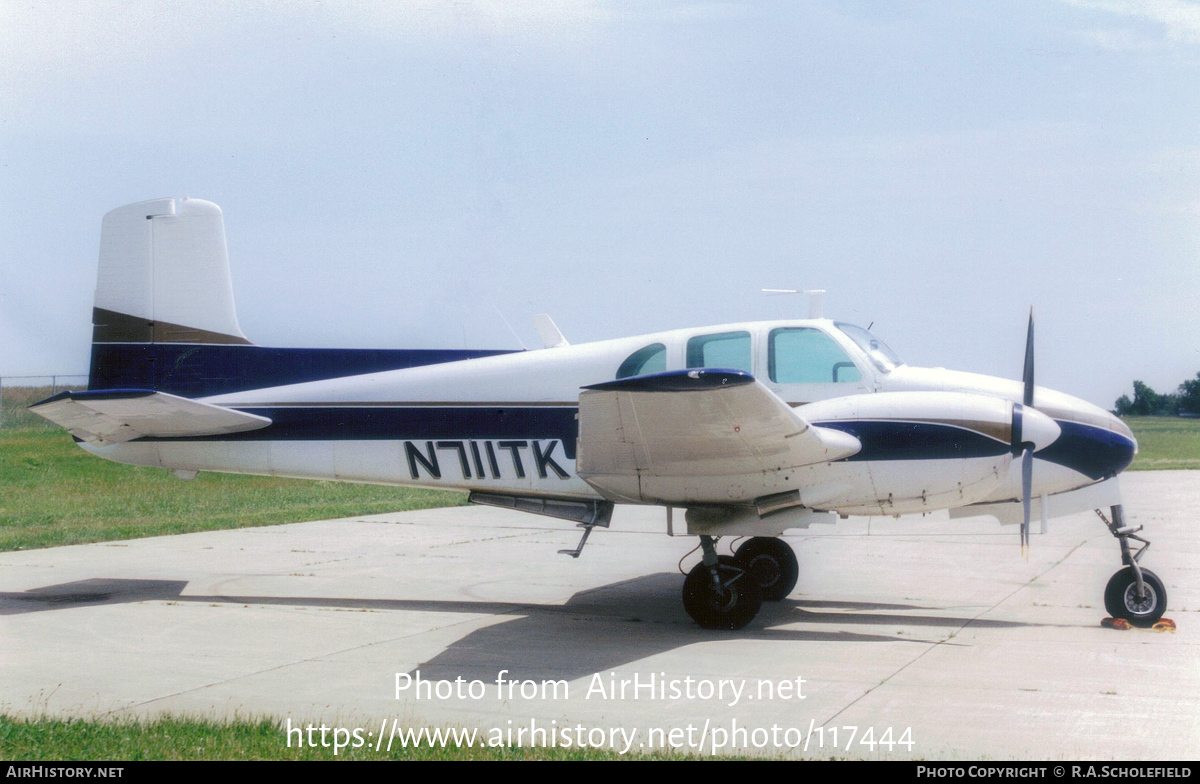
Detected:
left=797, top=391, right=1057, bottom=515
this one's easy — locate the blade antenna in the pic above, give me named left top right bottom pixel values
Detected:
left=492, top=304, right=528, bottom=350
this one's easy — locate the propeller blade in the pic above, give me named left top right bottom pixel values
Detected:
left=1023, top=308, right=1035, bottom=407
left=1021, top=446, right=1033, bottom=558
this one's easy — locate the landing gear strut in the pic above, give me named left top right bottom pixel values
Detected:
left=682, top=535, right=762, bottom=630
left=1098, top=505, right=1167, bottom=628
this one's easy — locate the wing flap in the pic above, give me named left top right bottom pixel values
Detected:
left=577, top=370, right=860, bottom=502
left=29, top=389, right=271, bottom=445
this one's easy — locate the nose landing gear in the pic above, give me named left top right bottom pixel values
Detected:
left=1097, top=505, right=1167, bottom=628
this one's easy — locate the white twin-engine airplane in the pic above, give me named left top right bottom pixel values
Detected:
left=32, top=197, right=1163, bottom=630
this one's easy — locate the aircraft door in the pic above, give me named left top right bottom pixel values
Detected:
left=764, top=327, right=871, bottom=404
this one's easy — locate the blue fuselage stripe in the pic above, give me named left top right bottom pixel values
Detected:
left=89, top=344, right=518, bottom=398
left=137, top=411, right=1013, bottom=467
left=127, top=406, right=1136, bottom=481
left=150, top=406, right=583, bottom=460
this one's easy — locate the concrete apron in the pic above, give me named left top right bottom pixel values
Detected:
left=1, top=472, right=1196, bottom=759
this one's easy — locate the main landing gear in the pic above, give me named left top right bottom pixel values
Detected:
left=682, top=535, right=799, bottom=629
left=1098, top=505, right=1167, bottom=628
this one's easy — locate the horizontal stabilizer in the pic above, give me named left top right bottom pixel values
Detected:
left=29, top=389, right=271, bottom=445
left=576, top=369, right=861, bottom=504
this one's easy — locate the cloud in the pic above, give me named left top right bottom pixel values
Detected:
left=1063, top=0, right=1200, bottom=45
left=1071, top=27, right=1160, bottom=51
left=0, top=2, right=232, bottom=98
left=0, top=0, right=611, bottom=115
left=302, top=0, right=611, bottom=43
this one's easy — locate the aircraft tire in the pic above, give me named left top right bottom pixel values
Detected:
left=734, top=537, right=799, bottom=602
left=682, top=561, right=762, bottom=630
left=1104, top=567, right=1167, bottom=628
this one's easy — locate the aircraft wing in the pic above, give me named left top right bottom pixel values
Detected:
left=576, top=369, right=861, bottom=504
left=28, top=389, right=271, bottom=445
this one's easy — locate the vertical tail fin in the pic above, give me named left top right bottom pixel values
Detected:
left=92, top=197, right=251, bottom=346
left=86, top=197, right=514, bottom=398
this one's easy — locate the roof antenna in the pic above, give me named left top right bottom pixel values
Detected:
left=492, top=304, right=528, bottom=350
left=761, top=288, right=826, bottom=319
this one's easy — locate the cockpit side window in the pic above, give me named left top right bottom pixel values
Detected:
left=835, top=322, right=903, bottom=373
left=616, top=343, right=667, bottom=379
left=769, top=328, right=862, bottom=384
left=686, top=331, right=752, bottom=374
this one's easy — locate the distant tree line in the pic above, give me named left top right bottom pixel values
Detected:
left=1114, top=373, right=1200, bottom=417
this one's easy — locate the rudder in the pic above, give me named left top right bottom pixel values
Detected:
left=92, top=197, right=251, bottom=346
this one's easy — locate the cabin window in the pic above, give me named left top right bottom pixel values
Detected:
left=769, top=328, right=862, bottom=384
left=686, top=331, right=752, bottom=374
left=616, top=343, right=667, bottom=379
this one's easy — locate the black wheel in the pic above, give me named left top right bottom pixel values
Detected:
left=682, top=560, right=762, bottom=630
left=1104, top=567, right=1167, bottom=628
left=734, top=537, right=799, bottom=601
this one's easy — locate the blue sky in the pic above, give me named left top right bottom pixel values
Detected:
left=2, top=0, right=1198, bottom=408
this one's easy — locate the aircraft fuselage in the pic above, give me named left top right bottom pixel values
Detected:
left=82, top=318, right=1135, bottom=520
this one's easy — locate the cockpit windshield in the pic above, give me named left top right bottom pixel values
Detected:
left=835, top=322, right=904, bottom=373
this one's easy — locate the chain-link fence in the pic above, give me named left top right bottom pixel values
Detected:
left=0, top=374, right=88, bottom=429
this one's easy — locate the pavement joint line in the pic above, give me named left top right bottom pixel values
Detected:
left=815, top=537, right=1092, bottom=729
left=426, top=530, right=548, bottom=549
left=101, top=599, right=546, bottom=718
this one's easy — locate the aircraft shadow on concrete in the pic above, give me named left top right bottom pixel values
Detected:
left=3, top=575, right=1054, bottom=683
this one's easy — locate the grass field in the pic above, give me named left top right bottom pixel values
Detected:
left=1123, top=416, right=1200, bottom=470
left=0, top=715, right=703, bottom=761
left=0, top=427, right=466, bottom=552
